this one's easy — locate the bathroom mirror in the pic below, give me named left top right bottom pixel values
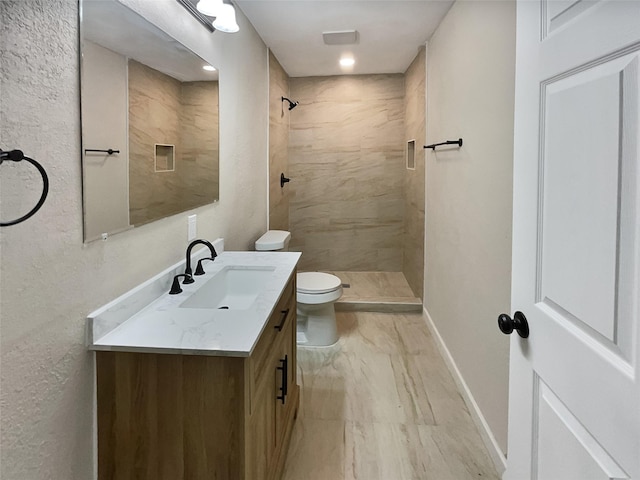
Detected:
left=80, top=0, right=219, bottom=242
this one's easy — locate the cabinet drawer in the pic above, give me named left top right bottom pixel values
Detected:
left=249, top=274, right=295, bottom=407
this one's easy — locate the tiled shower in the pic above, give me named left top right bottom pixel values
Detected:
left=269, top=50, right=425, bottom=301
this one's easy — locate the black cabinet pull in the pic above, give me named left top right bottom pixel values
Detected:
left=283, top=354, right=288, bottom=397
left=274, top=308, right=289, bottom=332
left=276, top=355, right=288, bottom=405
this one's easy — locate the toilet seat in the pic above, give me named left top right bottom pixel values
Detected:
left=296, top=272, right=343, bottom=305
left=297, top=272, right=342, bottom=294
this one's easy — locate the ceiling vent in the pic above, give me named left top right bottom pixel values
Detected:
left=322, top=30, right=359, bottom=45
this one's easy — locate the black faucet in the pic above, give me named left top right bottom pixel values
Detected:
left=195, top=257, right=216, bottom=276
left=169, top=274, right=190, bottom=295
left=183, top=239, right=217, bottom=284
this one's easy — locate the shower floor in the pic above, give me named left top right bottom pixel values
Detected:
left=326, top=271, right=422, bottom=313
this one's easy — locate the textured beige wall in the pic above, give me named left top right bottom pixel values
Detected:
left=0, top=1, right=268, bottom=478
left=289, top=75, right=405, bottom=271
left=425, top=0, right=515, bottom=454
left=128, top=61, right=219, bottom=226
left=269, top=51, right=290, bottom=230
left=403, top=48, right=426, bottom=299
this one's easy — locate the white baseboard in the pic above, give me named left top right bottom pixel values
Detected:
left=423, top=307, right=507, bottom=475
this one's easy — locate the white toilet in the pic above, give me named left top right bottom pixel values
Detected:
left=296, top=271, right=342, bottom=346
left=255, top=230, right=343, bottom=347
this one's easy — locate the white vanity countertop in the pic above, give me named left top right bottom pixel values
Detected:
left=88, top=251, right=301, bottom=357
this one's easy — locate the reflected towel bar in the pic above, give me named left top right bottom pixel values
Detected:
left=423, top=138, right=463, bottom=150
left=84, top=148, right=120, bottom=155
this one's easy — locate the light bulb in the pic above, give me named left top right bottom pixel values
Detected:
left=196, top=0, right=223, bottom=17
left=213, top=4, right=239, bottom=33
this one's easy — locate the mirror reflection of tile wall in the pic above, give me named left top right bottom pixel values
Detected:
left=128, top=60, right=219, bottom=226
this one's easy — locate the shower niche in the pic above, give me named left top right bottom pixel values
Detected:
left=407, top=139, right=416, bottom=170
left=155, top=144, right=175, bottom=172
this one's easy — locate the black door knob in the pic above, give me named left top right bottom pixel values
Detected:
left=498, top=311, right=529, bottom=338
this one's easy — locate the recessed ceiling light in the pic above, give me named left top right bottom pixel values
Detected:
left=339, top=58, right=355, bottom=67
left=202, top=65, right=216, bottom=71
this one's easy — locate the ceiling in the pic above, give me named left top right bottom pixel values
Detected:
left=234, top=1, right=454, bottom=78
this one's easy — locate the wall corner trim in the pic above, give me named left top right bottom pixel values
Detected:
left=422, top=307, right=508, bottom=474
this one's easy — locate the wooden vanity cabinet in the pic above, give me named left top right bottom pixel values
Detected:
left=96, top=273, right=299, bottom=480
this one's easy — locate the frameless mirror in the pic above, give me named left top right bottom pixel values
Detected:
left=80, top=0, right=219, bottom=242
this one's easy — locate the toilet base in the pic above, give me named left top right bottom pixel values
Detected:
left=296, top=302, right=338, bottom=347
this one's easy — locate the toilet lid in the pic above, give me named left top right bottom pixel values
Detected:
left=255, top=230, right=291, bottom=251
left=297, top=272, right=342, bottom=294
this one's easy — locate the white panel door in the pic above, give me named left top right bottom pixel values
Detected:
left=505, top=1, right=640, bottom=479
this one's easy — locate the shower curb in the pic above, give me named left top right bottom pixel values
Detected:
left=335, top=300, right=423, bottom=313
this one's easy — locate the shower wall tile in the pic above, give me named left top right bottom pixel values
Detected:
left=403, top=49, right=426, bottom=299
left=290, top=75, right=405, bottom=272
left=269, top=51, right=290, bottom=231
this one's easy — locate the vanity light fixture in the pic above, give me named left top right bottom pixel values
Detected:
left=339, top=57, right=355, bottom=67
left=196, top=0, right=223, bottom=17
left=213, top=3, right=239, bottom=33
left=183, top=0, right=239, bottom=33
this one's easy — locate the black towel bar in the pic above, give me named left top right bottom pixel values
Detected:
left=423, top=138, right=463, bottom=150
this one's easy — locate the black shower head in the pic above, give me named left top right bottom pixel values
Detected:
left=282, top=96, right=299, bottom=111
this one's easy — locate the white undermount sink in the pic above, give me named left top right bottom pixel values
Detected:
left=179, top=266, right=276, bottom=310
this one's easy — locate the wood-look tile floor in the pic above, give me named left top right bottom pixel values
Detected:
left=282, top=311, right=500, bottom=480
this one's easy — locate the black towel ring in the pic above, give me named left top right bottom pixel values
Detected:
left=0, top=149, right=50, bottom=227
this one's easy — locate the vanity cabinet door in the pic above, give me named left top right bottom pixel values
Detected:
left=247, top=276, right=298, bottom=480
left=246, top=275, right=295, bottom=480
left=246, top=372, right=276, bottom=480
left=275, top=316, right=295, bottom=445
left=249, top=279, right=294, bottom=413
left=270, top=293, right=299, bottom=479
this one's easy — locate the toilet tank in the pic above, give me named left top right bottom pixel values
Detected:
left=255, top=230, right=291, bottom=251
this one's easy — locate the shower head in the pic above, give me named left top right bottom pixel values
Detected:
left=282, top=96, right=299, bottom=111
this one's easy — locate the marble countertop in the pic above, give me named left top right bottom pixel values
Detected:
left=88, top=250, right=301, bottom=357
